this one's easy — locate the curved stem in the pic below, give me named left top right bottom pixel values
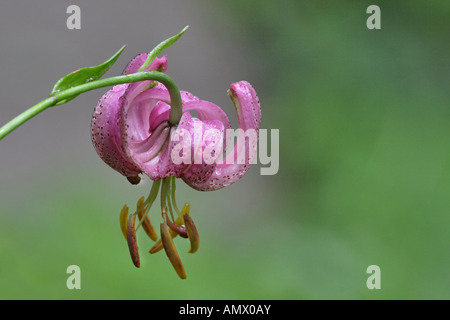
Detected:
left=0, top=71, right=183, bottom=141
left=0, top=96, right=57, bottom=140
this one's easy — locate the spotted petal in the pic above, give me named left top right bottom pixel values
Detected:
left=183, top=81, right=261, bottom=190
left=91, top=55, right=168, bottom=180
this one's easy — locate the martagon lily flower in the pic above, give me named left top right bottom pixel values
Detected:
left=91, top=52, right=261, bottom=279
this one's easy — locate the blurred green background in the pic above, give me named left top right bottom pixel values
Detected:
left=0, top=0, right=449, bottom=299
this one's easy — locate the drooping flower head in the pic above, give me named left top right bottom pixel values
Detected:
left=91, top=53, right=261, bottom=278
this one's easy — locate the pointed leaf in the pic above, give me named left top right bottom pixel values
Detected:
left=138, top=26, right=189, bottom=72
left=50, top=45, right=127, bottom=104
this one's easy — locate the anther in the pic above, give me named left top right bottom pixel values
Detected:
left=119, top=204, right=129, bottom=240
left=166, top=215, right=188, bottom=238
left=136, top=196, right=158, bottom=241
left=160, top=218, right=186, bottom=279
left=183, top=214, right=199, bottom=253
left=149, top=215, right=181, bottom=254
left=126, top=214, right=140, bottom=268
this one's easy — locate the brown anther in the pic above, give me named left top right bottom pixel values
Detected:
left=183, top=214, right=200, bottom=253
left=119, top=204, right=129, bottom=240
left=160, top=219, right=187, bottom=279
left=126, top=214, right=140, bottom=268
left=149, top=216, right=183, bottom=254
left=166, top=216, right=188, bottom=238
left=149, top=239, right=164, bottom=254
left=137, top=197, right=158, bottom=241
left=127, top=175, right=141, bottom=185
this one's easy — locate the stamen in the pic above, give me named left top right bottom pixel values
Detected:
left=160, top=215, right=187, bottom=279
left=170, top=177, right=181, bottom=216
left=119, top=204, right=129, bottom=240
left=181, top=202, right=191, bottom=215
left=126, top=214, right=140, bottom=268
left=136, top=179, right=161, bottom=231
left=160, top=177, right=170, bottom=216
left=149, top=215, right=183, bottom=254
left=166, top=183, right=175, bottom=222
left=149, top=239, right=164, bottom=254
left=183, top=213, right=199, bottom=253
left=166, top=215, right=188, bottom=238
left=136, top=196, right=158, bottom=241
left=147, top=179, right=198, bottom=275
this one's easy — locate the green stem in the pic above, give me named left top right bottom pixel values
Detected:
left=0, top=96, right=58, bottom=140
left=160, top=177, right=170, bottom=214
left=171, top=176, right=181, bottom=217
left=136, top=179, right=161, bottom=231
left=0, top=71, right=183, bottom=141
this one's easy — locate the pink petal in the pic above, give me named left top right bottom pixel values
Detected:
left=161, top=113, right=224, bottom=182
left=147, top=90, right=199, bottom=132
left=180, top=116, right=225, bottom=186
left=93, top=52, right=261, bottom=193
left=183, top=81, right=261, bottom=191
left=122, top=54, right=168, bottom=75
left=91, top=54, right=169, bottom=181
left=91, top=84, right=141, bottom=178
left=148, top=97, right=230, bottom=133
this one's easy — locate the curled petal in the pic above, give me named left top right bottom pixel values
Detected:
left=148, top=101, right=171, bottom=132
left=183, top=100, right=231, bottom=128
left=120, top=83, right=170, bottom=144
left=92, top=53, right=261, bottom=193
left=183, top=81, right=261, bottom=191
left=163, top=113, right=223, bottom=182
left=129, top=121, right=170, bottom=165
left=91, top=84, right=141, bottom=178
left=119, top=83, right=173, bottom=181
left=91, top=55, right=169, bottom=182
left=147, top=94, right=226, bottom=132
left=148, top=90, right=200, bottom=132
left=121, top=85, right=232, bottom=183
left=122, top=53, right=168, bottom=75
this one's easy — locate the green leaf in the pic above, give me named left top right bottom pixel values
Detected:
left=138, top=26, right=189, bottom=72
left=50, top=45, right=127, bottom=105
